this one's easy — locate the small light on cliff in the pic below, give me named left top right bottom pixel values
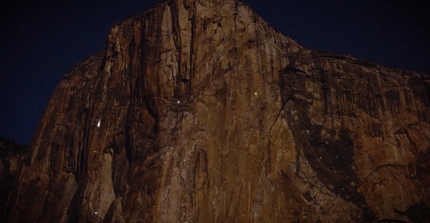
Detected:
left=97, top=120, right=101, bottom=128
left=94, top=212, right=98, bottom=215
left=177, top=100, right=180, bottom=104
left=254, top=92, right=258, bottom=96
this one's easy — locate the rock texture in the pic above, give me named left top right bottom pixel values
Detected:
left=0, top=138, right=28, bottom=222
left=4, top=0, right=430, bottom=222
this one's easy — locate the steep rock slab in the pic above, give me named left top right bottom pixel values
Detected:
left=6, top=0, right=430, bottom=222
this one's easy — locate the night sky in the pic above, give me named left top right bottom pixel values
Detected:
left=1, top=0, right=429, bottom=144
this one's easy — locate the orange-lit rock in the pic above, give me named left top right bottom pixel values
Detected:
left=5, top=0, right=430, bottom=222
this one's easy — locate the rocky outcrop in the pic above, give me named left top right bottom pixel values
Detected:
left=5, top=0, right=430, bottom=222
left=0, top=137, right=28, bottom=222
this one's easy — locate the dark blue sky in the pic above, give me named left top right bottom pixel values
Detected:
left=0, top=0, right=429, bottom=144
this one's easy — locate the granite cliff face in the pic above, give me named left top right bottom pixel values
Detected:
left=0, top=138, right=28, bottom=221
left=5, top=0, right=430, bottom=222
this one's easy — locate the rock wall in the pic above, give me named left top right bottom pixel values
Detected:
left=5, top=0, right=430, bottom=222
left=0, top=138, right=28, bottom=222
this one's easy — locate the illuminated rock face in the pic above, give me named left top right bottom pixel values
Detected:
left=5, top=0, right=430, bottom=222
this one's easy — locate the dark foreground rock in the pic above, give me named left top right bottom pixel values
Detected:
left=0, top=137, right=28, bottom=222
left=4, top=0, right=430, bottom=222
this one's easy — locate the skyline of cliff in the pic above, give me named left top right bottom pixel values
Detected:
left=1, top=0, right=429, bottom=144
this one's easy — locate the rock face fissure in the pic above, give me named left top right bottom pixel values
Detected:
left=4, top=0, right=430, bottom=222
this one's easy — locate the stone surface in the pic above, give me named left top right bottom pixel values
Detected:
left=4, top=0, right=430, bottom=222
left=0, top=138, right=28, bottom=222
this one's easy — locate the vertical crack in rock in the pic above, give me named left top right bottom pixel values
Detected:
left=188, top=1, right=196, bottom=91
left=168, top=1, right=184, bottom=95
